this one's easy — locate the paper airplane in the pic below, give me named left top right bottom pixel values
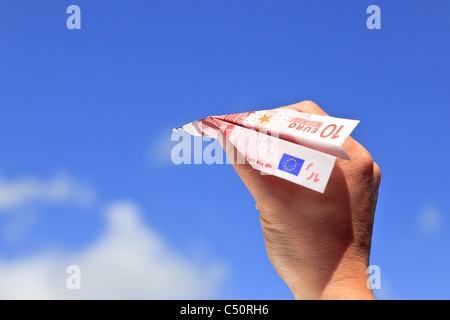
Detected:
left=174, top=108, right=359, bottom=193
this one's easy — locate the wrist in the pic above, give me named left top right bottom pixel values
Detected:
left=288, top=254, right=375, bottom=300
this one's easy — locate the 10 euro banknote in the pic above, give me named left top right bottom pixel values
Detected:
left=174, top=108, right=359, bottom=193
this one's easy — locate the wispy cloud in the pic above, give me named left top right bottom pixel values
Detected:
left=0, top=201, right=227, bottom=299
left=0, top=173, right=96, bottom=212
left=417, top=205, right=444, bottom=236
left=149, top=129, right=179, bottom=166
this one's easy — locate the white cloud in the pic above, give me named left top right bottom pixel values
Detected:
left=418, top=205, right=444, bottom=235
left=0, top=201, right=226, bottom=299
left=0, top=172, right=227, bottom=298
left=0, top=173, right=96, bottom=212
left=149, top=129, right=179, bottom=166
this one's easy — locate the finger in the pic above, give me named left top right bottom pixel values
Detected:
left=280, top=101, right=369, bottom=165
left=216, top=130, right=260, bottom=179
left=275, top=100, right=329, bottom=117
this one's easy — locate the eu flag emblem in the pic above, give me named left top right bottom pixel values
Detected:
left=278, top=153, right=304, bottom=176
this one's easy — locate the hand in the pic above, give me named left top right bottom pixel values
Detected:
left=220, top=101, right=381, bottom=299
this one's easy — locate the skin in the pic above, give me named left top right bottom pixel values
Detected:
left=219, top=101, right=381, bottom=300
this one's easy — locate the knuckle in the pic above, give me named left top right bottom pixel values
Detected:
left=373, top=161, right=382, bottom=183
left=347, top=141, right=375, bottom=173
left=299, top=100, right=319, bottom=108
left=296, top=100, right=326, bottom=115
left=279, top=100, right=328, bottom=116
left=360, top=152, right=375, bottom=175
left=347, top=139, right=373, bottom=163
left=356, top=148, right=381, bottom=184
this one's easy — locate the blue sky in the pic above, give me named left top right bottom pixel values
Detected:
left=0, top=0, right=448, bottom=299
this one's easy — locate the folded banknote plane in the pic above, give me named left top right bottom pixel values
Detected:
left=173, top=108, right=359, bottom=193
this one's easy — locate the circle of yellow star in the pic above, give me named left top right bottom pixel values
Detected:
left=284, top=158, right=298, bottom=172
